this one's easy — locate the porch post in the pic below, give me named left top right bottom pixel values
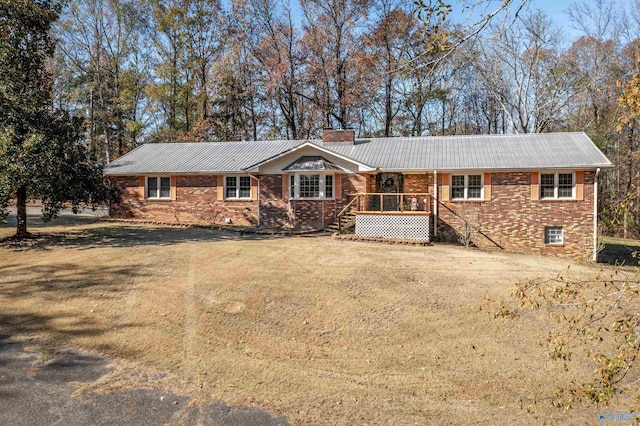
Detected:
left=433, top=170, right=438, bottom=238
left=593, top=168, right=600, bottom=261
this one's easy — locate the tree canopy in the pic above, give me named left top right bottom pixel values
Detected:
left=0, top=0, right=111, bottom=238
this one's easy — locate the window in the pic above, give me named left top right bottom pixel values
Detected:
left=451, top=174, right=482, bottom=200
left=300, top=174, right=320, bottom=198
left=468, top=175, right=482, bottom=199
left=451, top=175, right=465, bottom=199
left=545, top=226, right=563, bottom=244
left=225, top=176, right=237, bottom=199
left=558, top=173, right=573, bottom=198
left=540, top=172, right=574, bottom=199
left=225, top=176, right=251, bottom=199
left=325, top=175, right=333, bottom=198
left=540, top=173, right=555, bottom=199
left=289, top=173, right=334, bottom=199
left=147, top=176, right=170, bottom=199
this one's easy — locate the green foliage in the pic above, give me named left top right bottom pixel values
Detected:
left=0, top=0, right=112, bottom=235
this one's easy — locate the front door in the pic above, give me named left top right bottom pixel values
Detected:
left=372, top=173, right=404, bottom=211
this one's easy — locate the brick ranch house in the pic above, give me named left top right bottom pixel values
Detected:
left=105, top=130, right=613, bottom=259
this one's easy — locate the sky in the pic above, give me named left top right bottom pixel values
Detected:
left=283, top=0, right=583, bottom=41
left=527, top=0, right=582, bottom=39
left=526, top=0, right=574, bottom=24
left=446, top=0, right=582, bottom=42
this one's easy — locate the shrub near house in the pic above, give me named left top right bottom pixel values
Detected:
left=105, top=130, right=613, bottom=259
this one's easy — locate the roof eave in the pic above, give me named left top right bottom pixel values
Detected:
left=243, top=141, right=375, bottom=172
left=104, top=170, right=247, bottom=176
left=373, top=164, right=615, bottom=173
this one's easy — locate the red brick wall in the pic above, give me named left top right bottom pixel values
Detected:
left=400, top=172, right=595, bottom=259
left=110, top=173, right=370, bottom=230
left=109, top=176, right=141, bottom=219
left=404, top=174, right=431, bottom=193
left=110, top=172, right=595, bottom=258
left=341, top=173, right=367, bottom=196
left=280, top=174, right=366, bottom=229
left=259, top=174, right=293, bottom=228
left=109, top=175, right=258, bottom=226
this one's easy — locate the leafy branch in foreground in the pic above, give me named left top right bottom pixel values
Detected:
left=483, top=268, right=640, bottom=411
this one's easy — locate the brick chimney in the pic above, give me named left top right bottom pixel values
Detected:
left=322, top=128, right=355, bottom=144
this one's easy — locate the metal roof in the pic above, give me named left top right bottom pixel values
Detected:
left=104, top=139, right=303, bottom=175
left=282, top=156, right=342, bottom=171
left=104, top=132, right=613, bottom=175
left=325, top=132, right=613, bottom=171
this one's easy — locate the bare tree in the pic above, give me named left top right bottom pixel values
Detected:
left=300, top=0, right=373, bottom=130
left=363, top=3, right=418, bottom=136
left=57, top=0, right=148, bottom=161
left=473, top=11, right=577, bottom=133
left=247, top=0, right=310, bottom=139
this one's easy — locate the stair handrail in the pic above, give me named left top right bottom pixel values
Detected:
left=337, top=194, right=361, bottom=232
left=338, top=194, right=361, bottom=217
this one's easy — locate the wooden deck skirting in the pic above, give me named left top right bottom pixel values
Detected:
left=356, top=211, right=431, bottom=216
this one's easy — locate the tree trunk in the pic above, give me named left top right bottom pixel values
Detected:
left=16, top=186, right=28, bottom=238
left=89, top=88, right=95, bottom=157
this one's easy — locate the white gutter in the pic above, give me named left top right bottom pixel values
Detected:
left=249, top=174, right=261, bottom=227
left=433, top=170, right=438, bottom=238
left=593, top=168, right=600, bottom=262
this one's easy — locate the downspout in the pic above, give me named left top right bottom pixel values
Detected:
left=250, top=174, right=260, bottom=227
left=433, top=170, right=438, bottom=239
left=593, top=168, right=600, bottom=262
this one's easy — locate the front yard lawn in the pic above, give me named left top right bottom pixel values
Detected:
left=0, top=217, right=635, bottom=424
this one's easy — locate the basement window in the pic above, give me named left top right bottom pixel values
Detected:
left=451, top=174, right=483, bottom=200
left=147, top=176, right=170, bottom=199
left=544, top=226, right=563, bottom=244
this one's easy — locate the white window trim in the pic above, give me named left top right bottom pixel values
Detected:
left=545, top=226, right=564, bottom=245
left=289, top=172, right=335, bottom=200
left=450, top=174, right=484, bottom=200
left=540, top=171, right=575, bottom=200
left=224, top=175, right=252, bottom=200
left=146, top=176, right=171, bottom=199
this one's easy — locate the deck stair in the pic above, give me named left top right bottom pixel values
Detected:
left=326, top=211, right=356, bottom=233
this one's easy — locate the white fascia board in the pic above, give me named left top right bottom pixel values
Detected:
left=244, top=141, right=375, bottom=172
left=104, top=170, right=244, bottom=176
left=373, top=165, right=612, bottom=174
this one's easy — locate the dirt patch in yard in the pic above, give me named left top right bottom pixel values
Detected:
left=0, top=218, right=634, bottom=424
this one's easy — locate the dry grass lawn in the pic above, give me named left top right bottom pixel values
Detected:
left=0, top=216, right=635, bottom=424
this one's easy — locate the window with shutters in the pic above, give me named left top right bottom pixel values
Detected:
left=450, top=174, right=483, bottom=200
left=540, top=172, right=575, bottom=199
left=146, top=176, right=171, bottom=199
left=225, top=176, right=252, bottom=199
